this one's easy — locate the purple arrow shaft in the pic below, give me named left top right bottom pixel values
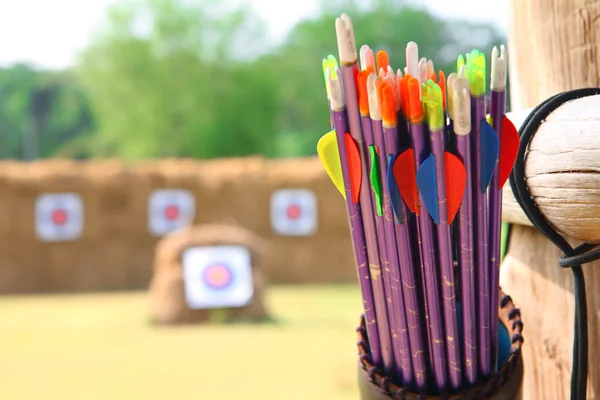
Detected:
left=364, top=116, right=403, bottom=380
left=471, top=95, right=491, bottom=377
left=430, top=128, right=462, bottom=390
left=372, top=118, right=415, bottom=386
left=382, top=122, right=429, bottom=391
left=332, top=108, right=382, bottom=366
left=341, top=65, right=394, bottom=374
left=489, top=89, right=506, bottom=371
left=454, top=132, right=477, bottom=385
left=410, top=122, right=448, bottom=391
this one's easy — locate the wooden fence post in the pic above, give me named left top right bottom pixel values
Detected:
left=503, top=1, right=600, bottom=398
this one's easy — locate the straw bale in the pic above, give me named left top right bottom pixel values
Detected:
left=85, top=161, right=148, bottom=240
left=263, top=157, right=349, bottom=234
left=0, top=160, right=95, bottom=239
left=260, top=157, right=354, bottom=282
left=0, top=236, right=156, bottom=293
left=261, top=235, right=356, bottom=283
left=0, top=155, right=359, bottom=292
left=149, top=223, right=269, bottom=325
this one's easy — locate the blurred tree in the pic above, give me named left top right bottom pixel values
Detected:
left=0, top=65, right=93, bottom=159
left=77, top=0, right=278, bottom=160
left=0, top=0, right=507, bottom=161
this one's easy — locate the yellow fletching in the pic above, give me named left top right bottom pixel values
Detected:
left=317, top=130, right=345, bottom=199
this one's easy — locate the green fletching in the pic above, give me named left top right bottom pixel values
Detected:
left=424, top=80, right=444, bottom=130
left=327, top=55, right=339, bottom=79
left=322, top=58, right=330, bottom=96
left=465, top=49, right=486, bottom=96
left=457, top=54, right=465, bottom=75
left=369, top=146, right=383, bottom=217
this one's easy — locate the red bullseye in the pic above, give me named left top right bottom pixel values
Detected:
left=203, top=264, right=233, bottom=290
left=51, top=209, right=67, bottom=225
left=164, top=205, right=180, bottom=220
left=286, top=204, right=302, bottom=220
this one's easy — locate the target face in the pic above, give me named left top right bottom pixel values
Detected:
left=182, top=245, right=254, bottom=309
left=148, top=189, right=195, bottom=236
left=270, top=189, right=318, bottom=236
left=35, top=193, right=84, bottom=242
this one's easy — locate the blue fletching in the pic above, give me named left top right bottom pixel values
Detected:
left=416, top=154, right=440, bottom=224
left=387, top=155, right=404, bottom=224
left=497, top=318, right=511, bottom=372
left=480, top=120, right=500, bottom=192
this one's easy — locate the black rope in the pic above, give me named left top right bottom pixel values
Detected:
left=509, top=88, right=600, bottom=400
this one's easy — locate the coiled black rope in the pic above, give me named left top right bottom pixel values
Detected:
left=508, top=88, right=600, bottom=400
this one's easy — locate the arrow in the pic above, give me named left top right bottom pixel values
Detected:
left=416, top=154, right=440, bottom=224
left=345, top=132, right=362, bottom=204
left=480, top=119, right=500, bottom=192
left=317, top=130, right=345, bottom=198
left=416, top=152, right=467, bottom=225
left=444, top=152, right=467, bottom=223
left=392, top=148, right=419, bottom=214
left=369, top=146, right=383, bottom=216
left=497, top=116, right=520, bottom=188
left=387, top=155, right=404, bottom=223
left=316, top=130, right=362, bottom=204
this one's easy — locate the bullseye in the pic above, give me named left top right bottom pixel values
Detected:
left=286, top=204, right=302, bottom=220
left=270, top=189, right=317, bottom=236
left=203, top=264, right=233, bottom=290
left=164, top=205, right=180, bottom=220
left=35, top=193, right=84, bottom=242
left=51, top=209, right=68, bottom=225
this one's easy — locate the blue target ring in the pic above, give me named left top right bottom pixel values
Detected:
left=203, top=264, right=233, bottom=290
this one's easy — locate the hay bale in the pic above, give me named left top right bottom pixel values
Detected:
left=149, top=223, right=269, bottom=325
left=260, top=157, right=356, bottom=282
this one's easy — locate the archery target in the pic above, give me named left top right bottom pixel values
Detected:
left=35, top=193, right=84, bottom=242
left=270, top=189, right=318, bottom=236
left=182, top=245, right=254, bottom=309
left=148, top=189, right=195, bottom=236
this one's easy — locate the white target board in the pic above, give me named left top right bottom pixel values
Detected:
left=35, top=193, right=84, bottom=242
left=181, top=245, right=254, bottom=309
left=148, top=189, right=195, bottom=236
left=270, top=189, right=318, bottom=236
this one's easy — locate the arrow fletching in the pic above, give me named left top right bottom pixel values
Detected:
left=369, top=146, right=383, bottom=216
left=317, top=130, right=345, bottom=199
left=345, top=133, right=362, bottom=204
left=393, top=149, right=420, bottom=214
left=480, top=119, right=499, bottom=192
left=416, top=154, right=440, bottom=224
left=444, top=152, right=467, bottom=224
left=387, top=154, right=404, bottom=223
left=497, top=116, right=520, bottom=188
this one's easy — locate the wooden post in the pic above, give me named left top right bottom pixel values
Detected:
left=503, top=1, right=600, bottom=398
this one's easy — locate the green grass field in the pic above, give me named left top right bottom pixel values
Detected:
left=0, top=285, right=364, bottom=400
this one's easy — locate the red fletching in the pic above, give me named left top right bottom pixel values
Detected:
left=393, top=149, right=419, bottom=214
left=497, top=116, right=520, bottom=188
left=444, top=152, right=467, bottom=224
left=345, top=133, right=362, bottom=204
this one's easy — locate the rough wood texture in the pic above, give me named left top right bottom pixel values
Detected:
left=501, top=226, right=600, bottom=400
left=507, top=0, right=600, bottom=111
left=504, top=1, right=600, bottom=398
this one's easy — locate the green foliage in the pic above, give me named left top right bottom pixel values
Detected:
left=0, top=0, right=507, bottom=160
left=0, top=65, right=94, bottom=159
left=76, top=0, right=278, bottom=160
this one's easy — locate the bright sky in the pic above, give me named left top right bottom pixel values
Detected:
left=0, top=0, right=508, bottom=69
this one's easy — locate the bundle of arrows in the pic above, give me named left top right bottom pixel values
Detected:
left=317, top=13, right=521, bottom=395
